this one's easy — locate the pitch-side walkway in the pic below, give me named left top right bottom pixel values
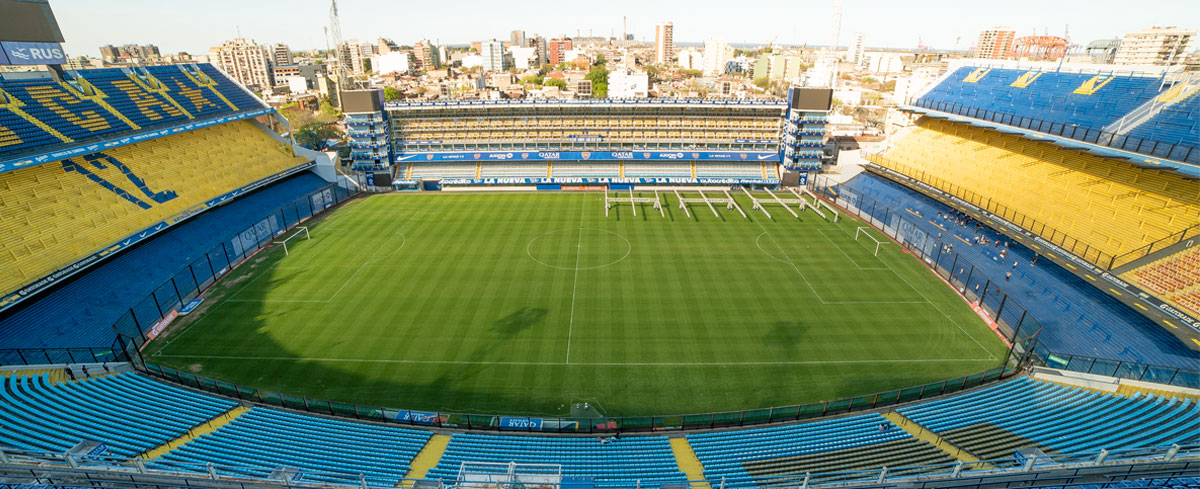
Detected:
left=670, top=437, right=711, bottom=489
left=139, top=406, right=250, bottom=460
left=400, top=434, right=451, bottom=487
left=883, top=412, right=987, bottom=466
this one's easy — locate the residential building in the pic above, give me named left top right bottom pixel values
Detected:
left=414, top=40, right=441, bottom=70
left=548, top=38, right=572, bottom=65
left=975, top=27, right=1016, bottom=59
left=848, top=32, right=865, bottom=66
left=372, top=52, right=413, bottom=75
left=272, top=64, right=326, bottom=89
left=376, top=38, right=400, bottom=54
left=864, top=52, right=903, bottom=73
left=1113, top=26, right=1196, bottom=65
left=534, top=36, right=549, bottom=65
left=208, top=38, right=273, bottom=90
left=481, top=39, right=509, bottom=71
left=753, top=54, right=805, bottom=81
left=608, top=69, right=649, bottom=98
left=677, top=49, right=703, bottom=71
left=511, top=30, right=527, bottom=49
left=702, top=37, right=729, bottom=76
left=337, top=40, right=373, bottom=75
left=655, top=22, right=674, bottom=64
left=570, top=79, right=592, bottom=98
left=98, top=44, right=160, bottom=63
left=272, top=43, right=292, bottom=67
left=509, top=46, right=537, bottom=69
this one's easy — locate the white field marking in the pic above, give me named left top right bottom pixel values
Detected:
left=754, top=233, right=928, bottom=306
left=525, top=228, right=631, bottom=271
left=151, top=353, right=998, bottom=366
left=275, top=230, right=347, bottom=270
left=817, top=219, right=995, bottom=357
left=752, top=222, right=828, bottom=304
left=324, top=211, right=420, bottom=302
left=565, top=197, right=585, bottom=364
left=816, top=228, right=889, bottom=270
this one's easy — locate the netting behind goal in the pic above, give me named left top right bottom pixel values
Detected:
left=275, top=226, right=310, bottom=256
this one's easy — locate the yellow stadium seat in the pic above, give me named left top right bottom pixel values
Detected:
left=0, top=120, right=307, bottom=295
left=872, top=118, right=1200, bottom=266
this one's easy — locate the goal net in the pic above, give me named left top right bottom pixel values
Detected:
left=855, top=227, right=884, bottom=256
left=274, top=226, right=311, bottom=256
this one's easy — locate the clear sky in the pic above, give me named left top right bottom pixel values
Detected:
left=49, top=0, right=1199, bottom=57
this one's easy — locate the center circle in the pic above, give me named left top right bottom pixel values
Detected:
left=526, top=228, right=631, bottom=270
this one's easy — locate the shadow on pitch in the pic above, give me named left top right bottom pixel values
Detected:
left=492, top=307, right=548, bottom=335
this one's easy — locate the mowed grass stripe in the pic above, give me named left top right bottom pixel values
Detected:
left=146, top=192, right=1007, bottom=416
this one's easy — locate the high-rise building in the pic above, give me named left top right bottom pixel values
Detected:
left=532, top=36, right=549, bottom=65
left=548, top=38, right=572, bottom=65
left=677, top=49, right=703, bottom=71
left=511, top=30, right=527, bottom=49
left=655, top=22, right=674, bottom=64
left=338, top=40, right=373, bottom=75
left=975, top=27, right=1016, bottom=59
left=702, top=37, right=729, bottom=76
left=1113, top=26, right=1197, bottom=65
left=481, top=40, right=509, bottom=72
left=376, top=38, right=400, bottom=55
left=98, top=44, right=161, bottom=63
left=272, top=43, right=292, bottom=67
left=413, top=40, right=441, bottom=70
left=1086, top=39, right=1122, bottom=64
left=848, top=32, right=865, bottom=66
left=208, top=38, right=273, bottom=90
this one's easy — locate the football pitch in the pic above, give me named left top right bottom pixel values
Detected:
left=145, top=192, right=1009, bottom=417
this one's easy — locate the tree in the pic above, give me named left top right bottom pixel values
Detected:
left=753, top=77, right=771, bottom=90
left=383, top=86, right=403, bottom=101
left=544, top=78, right=567, bottom=89
left=319, top=98, right=340, bottom=118
left=681, top=69, right=702, bottom=78
left=594, top=53, right=607, bottom=66
left=520, top=74, right=544, bottom=87
left=362, top=58, right=372, bottom=73
left=585, top=65, right=609, bottom=98
left=294, top=122, right=340, bottom=151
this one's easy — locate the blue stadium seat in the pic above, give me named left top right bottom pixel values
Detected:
left=154, top=408, right=431, bottom=487
left=425, top=433, right=688, bottom=488
left=0, top=372, right=235, bottom=458
left=0, top=173, right=330, bottom=350
left=0, top=64, right=263, bottom=158
left=839, top=173, right=1200, bottom=370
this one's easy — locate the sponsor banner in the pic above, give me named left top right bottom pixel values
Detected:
left=396, top=150, right=780, bottom=163
left=0, top=108, right=274, bottom=175
left=0, top=41, right=66, bottom=66
left=179, top=298, right=205, bottom=316
left=142, top=311, right=179, bottom=345
left=394, top=410, right=439, bottom=425
left=499, top=417, right=544, bottom=430
left=414, top=177, right=781, bottom=186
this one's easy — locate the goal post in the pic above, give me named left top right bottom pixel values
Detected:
left=275, top=226, right=311, bottom=256
left=855, top=227, right=883, bottom=256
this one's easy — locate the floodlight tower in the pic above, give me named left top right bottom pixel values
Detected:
left=827, top=0, right=843, bottom=87
left=328, top=0, right=353, bottom=90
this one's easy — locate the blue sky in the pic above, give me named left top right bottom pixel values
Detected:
left=49, top=0, right=1199, bottom=57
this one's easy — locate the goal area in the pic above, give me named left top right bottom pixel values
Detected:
left=855, top=227, right=884, bottom=256
left=274, top=226, right=311, bottom=256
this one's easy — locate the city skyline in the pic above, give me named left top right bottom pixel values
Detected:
left=49, top=0, right=1200, bottom=58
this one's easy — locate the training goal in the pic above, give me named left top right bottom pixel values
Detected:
left=855, top=227, right=884, bottom=256
left=274, top=226, right=311, bottom=256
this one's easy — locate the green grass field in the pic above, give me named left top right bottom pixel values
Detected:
left=144, top=192, right=1008, bottom=417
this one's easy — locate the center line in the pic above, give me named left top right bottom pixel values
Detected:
left=565, top=197, right=585, bottom=364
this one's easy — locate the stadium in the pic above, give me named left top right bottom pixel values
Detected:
left=0, top=2, right=1199, bottom=489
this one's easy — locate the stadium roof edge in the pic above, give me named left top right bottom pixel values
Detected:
left=902, top=105, right=1200, bottom=180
